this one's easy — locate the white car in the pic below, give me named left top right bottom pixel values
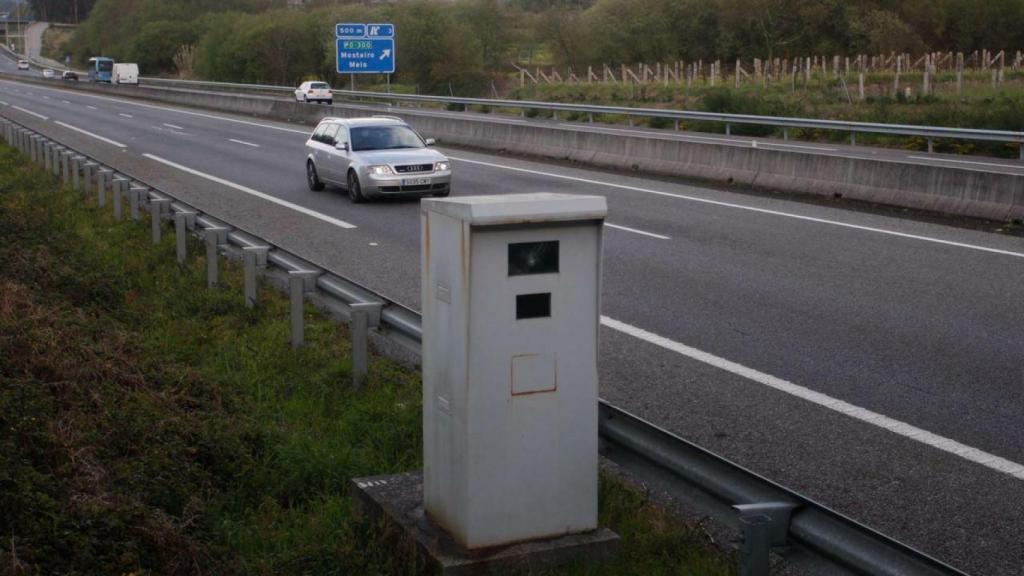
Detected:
left=17, top=59, right=29, bottom=70
left=42, top=68, right=54, bottom=78
left=304, top=117, right=451, bottom=202
left=295, top=81, right=332, bottom=105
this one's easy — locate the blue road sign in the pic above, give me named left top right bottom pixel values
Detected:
left=336, top=23, right=365, bottom=38
left=337, top=37, right=395, bottom=74
left=366, top=23, right=394, bottom=37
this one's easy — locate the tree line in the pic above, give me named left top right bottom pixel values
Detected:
left=65, top=0, right=1024, bottom=95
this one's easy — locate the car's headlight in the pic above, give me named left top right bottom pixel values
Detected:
left=368, top=165, right=393, bottom=175
left=434, top=161, right=451, bottom=172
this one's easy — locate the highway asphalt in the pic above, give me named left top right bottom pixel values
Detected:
left=1, top=65, right=1023, bottom=575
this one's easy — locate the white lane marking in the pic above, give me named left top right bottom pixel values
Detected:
left=163, top=123, right=183, bottom=130
left=229, top=138, right=260, bottom=148
left=0, top=80, right=308, bottom=135
left=760, top=142, right=838, bottom=152
left=451, top=156, right=1024, bottom=260
left=61, top=100, right=70, bottom=104
left=11, top=105, right=48, bottom=120
left=605, top=222, right=670, bottom=240
left=42, top=95, right=49, bottom=100
left=0, top=100, right=7, bottom=106
left=118, top=113, right=133, bottom=118
left=86, top=105, right=97, bottom=110
left=601, top=315, right=1024, bottom=480
left=142, top=154, right=357, bottom=230
left=53, top=120, right=127, bottom=147
left=558, top=123, right=750, bottom=146
left=906, top=156, right=1024, bottom=171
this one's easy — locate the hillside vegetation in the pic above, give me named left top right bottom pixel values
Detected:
left=66, top=0, right=1024, bottom=88
left=58, top=0, right=1024, bottom=134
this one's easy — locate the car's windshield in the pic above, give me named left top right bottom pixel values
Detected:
left=350, top=125, right=424, bottom=151
left=98, top=60, right=113, bottom=72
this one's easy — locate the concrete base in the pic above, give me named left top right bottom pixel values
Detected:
left=351, top=472, right=620, bottom=575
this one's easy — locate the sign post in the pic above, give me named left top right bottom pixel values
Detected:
left=336, top=22, right=395, bottom=78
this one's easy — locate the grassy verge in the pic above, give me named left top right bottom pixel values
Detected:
left=509, top=75, right=1024, bottom=158
left=0, top=144, right=733, bottom=574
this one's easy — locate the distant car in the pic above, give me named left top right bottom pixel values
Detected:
left=62, top=70, right=78, bottom=81
left=295, top=81, right=332, bottom=105
left=17, top=59, right=29, bottom=70
left=42, top=68, right=54, bottom=78
left=304, top=116, right=451, bottom=202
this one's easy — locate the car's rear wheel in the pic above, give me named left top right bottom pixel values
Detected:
left=347, top=171, right=365, bottom=203
left=306, top=161, right=324, bottom=191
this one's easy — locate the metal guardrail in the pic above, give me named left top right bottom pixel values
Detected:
left=0, top=112, right=972, bottom=576
left=139, top=75, right=1024, bottom=158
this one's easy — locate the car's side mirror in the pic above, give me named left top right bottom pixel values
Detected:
left=425, top=138, right=436, bottom=146
left=335, top=141, right=349, bottom=151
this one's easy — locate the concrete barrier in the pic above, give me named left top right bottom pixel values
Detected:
left=3, top=73, right=1022, bottom=222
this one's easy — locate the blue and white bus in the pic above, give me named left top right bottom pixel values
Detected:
left=86, top=57, right=114, bottom=82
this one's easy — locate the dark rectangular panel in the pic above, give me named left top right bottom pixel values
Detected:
left=516, top=293, right=551, bottom=320
left=508, top=241, right=559, bottom=276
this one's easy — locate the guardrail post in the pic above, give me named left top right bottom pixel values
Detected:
left=349, top=302, right=382, bottom=389
left=97, top=169, right=112, bottom=207
left=61, top=150, right=71, bottom=183
left=204, top=226, right=229, bottom=288
left=112, top=176, right=128, bottom=221
left=129, top=184, right=147, bottom=221
left=242, top=246, right=269, bottom=308
left=927, top=138, right=934, bottom=154
left=150, top=198, right=171, bottom=244
left=289, top=270, right=320, bottom=348
left=174, top=211, right=197, bottom=263
left=738, top=514, right=770, bottom=576
left=70, top=156, right=81, bottom=190
left=51, top=146, right=63, bottom=177
left=850, top=133, right=856, bottom=146
left=734, top=503, right=797, bottom=576
left=590, top=112, right=595, bottom=124
left=39, top=139, right=49, bottom=166
left=725, top=123, right=731, bottom=136
left=783, top=128, right=789, bottom=141
left=82, top=162, right=97, bottom=197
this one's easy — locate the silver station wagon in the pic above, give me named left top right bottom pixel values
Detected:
left=304, top=116, right=452, bottom=202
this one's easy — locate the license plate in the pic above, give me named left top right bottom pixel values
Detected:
left=403, top=178, right=431, bottom=186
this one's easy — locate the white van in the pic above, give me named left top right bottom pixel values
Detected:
left=113, top=63, right=139, bottom=85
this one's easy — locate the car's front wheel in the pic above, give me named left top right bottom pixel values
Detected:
left=347, top=171, right=365, bottom=203
left=307, top=161, right=324, bottom=191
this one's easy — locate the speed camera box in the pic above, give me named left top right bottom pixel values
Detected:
left=420, top=193, right=607, bottom=549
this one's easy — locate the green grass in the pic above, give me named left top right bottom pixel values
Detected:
left=0, top=144, right=734, bottom=575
